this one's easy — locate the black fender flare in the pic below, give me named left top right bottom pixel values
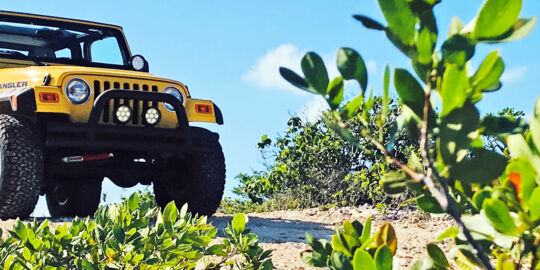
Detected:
left=0, top=87, right=36, bottom=113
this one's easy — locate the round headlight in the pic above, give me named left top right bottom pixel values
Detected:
left=162, top=86, right=184, bottom=111
left=65, top=78, right=91, bottom=105
left=144, top=107, right=161, bottom=125
left=115, top=105, right=132, bottom=123
left=131, top=55, right=147, bottom=71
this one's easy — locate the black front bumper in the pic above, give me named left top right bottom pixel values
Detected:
left=45, top=89, right=218, bottom=153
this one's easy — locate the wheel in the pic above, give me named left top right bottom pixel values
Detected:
left=46, top=178, right=102, bottom=217
left=153, top=127, right=225, bottom=217
left=0, top=115, right=43, bottom=219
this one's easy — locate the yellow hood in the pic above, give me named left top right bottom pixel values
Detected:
left=0, top=65, right=189, bottom=95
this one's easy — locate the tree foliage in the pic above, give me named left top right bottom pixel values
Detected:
left=279, top=0, right=537, bottom=268
left=234, top=98, right=418, bottom=208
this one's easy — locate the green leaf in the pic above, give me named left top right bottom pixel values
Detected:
left=409, top=257, right=435, bottom=270
left=437, top=227, right=459, bottom=241
left=497, top=254, right=517, bottom=270
left=232, top=213, right=248, bottom=233
left=343, top=220, right=361, bottom=238
left=361, top=217, right=372, bottom=244
left=113, top=224, right=125, bottom=243
left=378, top=0, right=416, bottom=45
left=380, top=170, right=408, bottom=194
left=279, top=67, right=311, bottom=92
left=442, top=35, right=475, bottom=65
left=439, top=102, right=479, bottom=165
left=427, top=243, right=449, bottom=268
left=440, top=64, right=469, bottom=116
left=471, top=51, right=505, bottom=93
left=483, top=198, right=517, bottom=234
left=508, top=134, right=540, bottom=169
left=417, top=27, right=434, bottom=64
left=393, top=68, right=425, bottom=118
left=483, top=17, right=538, bottom=43
left=337, top=48, right=368, bottom=92
left=332, top=252, right=354, bottom=270
left=454, top=148, right=507, bottom=184
left=473, top=0, right=522, bottom=40
left=353, top=15, right=386, bottom=30
left=326, top=77, right=344, bottom=110
left=128, top=192, right=139, bottom=212
left=372, top=223, right=397, bottom=255
left=455, top=247, right=485, bottom=269
left=13, top=222, right=28, bottom=242
left=381, top=65, right=390, bottom=126
left=163, top=201, right=179, bottom=223
left=448, top=16, right=465, bottom=37
left=506, top=158, right=537, bottom=203
left=341, top=94, right=364, bottom=119
left=374, top=245, right=393, bottom=270
left=302, top=52, right=329, bottom=94
left=417, top=195, right=444, bottom=214
left=530, top=97, right=540, bottom=152
left=472, top=189, right=492, bottom=210
left=528, top=187, right=540, bottom=221
left=332, top=229, right=352, bottom=257
left=352, top=249, right=375, bottom=270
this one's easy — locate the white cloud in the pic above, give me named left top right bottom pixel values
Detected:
left=501, top=66, right=528, bottom=84
left=242, top=44, right=341, bottom=94
left=298, top=95, right=329, bottom=123
left=243, top=44, right=306, bottom=93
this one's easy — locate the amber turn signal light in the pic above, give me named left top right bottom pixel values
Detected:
left=39, top=92, right=59, bottom=103
left=195, top=104, right=213, bottom=114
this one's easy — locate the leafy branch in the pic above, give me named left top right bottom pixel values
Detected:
left=279, top=0, right=537, bottom=269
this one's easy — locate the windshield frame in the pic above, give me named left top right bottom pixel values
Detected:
left=0, top=11, right=134, bottom=70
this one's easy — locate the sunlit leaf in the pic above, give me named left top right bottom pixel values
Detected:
left=337, top=48, right=368, bottom=92
left=473, top=0, right=522, bottom=40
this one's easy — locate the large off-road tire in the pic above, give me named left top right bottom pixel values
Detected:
left=0, top=115, right=43, bottom=220
left=153, top=127, right=225, bottom=217
left=46, top=179, right=102, bottom=217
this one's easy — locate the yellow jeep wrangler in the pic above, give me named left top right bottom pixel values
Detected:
left=0, top=11, right=225, bottom=219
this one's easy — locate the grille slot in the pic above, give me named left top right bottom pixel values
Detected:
left=91, top=80, right=161, bottom=126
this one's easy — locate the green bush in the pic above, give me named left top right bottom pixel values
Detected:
left=278, top=0, right=536, bottom=268
left=0, top=191, right=272, bottom=269
left=234, top=100, right=418, bottom=208
left=218, top=196, right=298, bottom=215
left=302, top=217, right=400, bottom=270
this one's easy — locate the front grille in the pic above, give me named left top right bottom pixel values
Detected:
left=93, top=80, right=161, bottom=126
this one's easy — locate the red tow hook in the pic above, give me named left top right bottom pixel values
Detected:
left=61, top=153, right=114, bottom=163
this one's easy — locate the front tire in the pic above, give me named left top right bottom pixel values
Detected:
left=0, top=115, right=43, bottom=220
left=46, top=178, right=102, bottom=217
left=153, top=127, right=225, bottom=217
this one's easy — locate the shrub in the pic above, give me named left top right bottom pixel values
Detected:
left=235, top=100, right=418, bottom=208
left=0, top=192, right=272, bottom=269
left=278, top=0, right=537, bottom=268
left=302, top=217, right=400, bottom=270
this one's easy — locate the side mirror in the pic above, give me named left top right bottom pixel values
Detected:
left=129, top=55, right=149, bottom=72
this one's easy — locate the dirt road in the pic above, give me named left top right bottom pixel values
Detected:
left=211, top=206, right=455, bottom=269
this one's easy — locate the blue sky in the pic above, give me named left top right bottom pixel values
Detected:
left=3, top=0, right=539, bottom=216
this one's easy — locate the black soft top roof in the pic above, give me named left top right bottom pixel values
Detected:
left=0, top=10, right=124, bottom=32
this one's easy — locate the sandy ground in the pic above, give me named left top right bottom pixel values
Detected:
left=210, top=206, right=456, bottom=269
left=1, top=206, right=455, bottom=269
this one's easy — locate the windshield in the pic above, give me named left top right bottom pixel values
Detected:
left=0, top=18, right=131, bottom=69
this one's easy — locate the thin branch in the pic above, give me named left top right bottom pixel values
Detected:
left=417, top=85, right=494, bottom=270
